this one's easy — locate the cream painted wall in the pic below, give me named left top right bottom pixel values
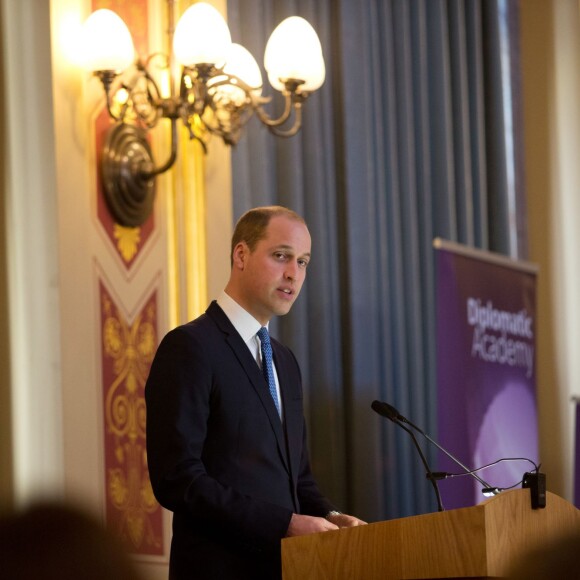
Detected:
left=520, top=0, right=580, bottom=501
left=1, top=0, right=64, bottom=506
left=0, top=3, right=13, bottom=509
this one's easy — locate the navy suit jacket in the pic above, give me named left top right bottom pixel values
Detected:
left=145, top=301, right=335, bottom=580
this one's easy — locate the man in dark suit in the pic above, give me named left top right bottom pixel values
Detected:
left=145, top=206, right=365, bottom=580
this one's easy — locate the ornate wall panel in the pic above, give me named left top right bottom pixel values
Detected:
left=99, top=280, right=164, bottom=556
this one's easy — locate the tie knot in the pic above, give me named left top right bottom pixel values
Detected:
left=257, top=326, right=270, bottom=345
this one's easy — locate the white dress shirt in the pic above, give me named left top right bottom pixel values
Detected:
left=216, top=291, right=283, bottom=417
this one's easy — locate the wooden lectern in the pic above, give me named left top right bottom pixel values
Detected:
left=282, top=489, right=580, bottom=579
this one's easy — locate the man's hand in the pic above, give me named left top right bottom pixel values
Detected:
left=286, top=513, right=339, bottom=537
left=325, top=513, right=367, bottom=528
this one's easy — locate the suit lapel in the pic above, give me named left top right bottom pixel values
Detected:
left=272, top=345, right=302, bottom=495
left=207, top=302, right=291, bottom=474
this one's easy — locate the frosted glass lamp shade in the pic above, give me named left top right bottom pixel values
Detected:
left=173, top=2, right=232, bottom=67
left=224, top=44, right=262, bottom=92
left=209, top=43, right=263, bottom=107
left=264, top=16, right=325, bottom=92
left=82, top=9, right=135, bottom=72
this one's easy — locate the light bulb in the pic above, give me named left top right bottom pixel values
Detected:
left=264, top=16, right=325, bottom=92
left=82, top=9, right=135, bottom=72
left=173, top=3, right=232, bottom=67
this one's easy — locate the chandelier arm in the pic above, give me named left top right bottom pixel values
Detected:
left=266, top=103, right=303, bottom=138
left=141, top=65, right=164, bottom=105
left=125, top=66, right=165, bottom=128
left=140, top=117, right=178, bottom=180
left=105, top=93, right=124, bottom=122
left=95, top=71, right=124, bottom=122
left=208, top=73, right=263, bottom=95
left=252, top=92, right=294, bottom=128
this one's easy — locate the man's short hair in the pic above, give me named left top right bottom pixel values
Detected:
left=230, top=206, right=306, bottom=264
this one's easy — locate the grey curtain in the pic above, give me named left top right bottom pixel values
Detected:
left=227, top=0, right=527, bottom=521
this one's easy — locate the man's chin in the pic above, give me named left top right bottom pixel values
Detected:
left=273, top=302, right=294, bottom=317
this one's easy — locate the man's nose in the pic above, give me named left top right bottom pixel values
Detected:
left=284, top=261, right=299, bottom=280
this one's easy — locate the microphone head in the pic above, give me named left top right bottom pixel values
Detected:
left=371, top=400, right=400, bottom=421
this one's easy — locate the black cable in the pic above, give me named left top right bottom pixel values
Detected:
left=432, top=457, right=539, bottom=492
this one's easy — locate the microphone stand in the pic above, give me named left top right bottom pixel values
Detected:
left=394, top=418, right=445, bottom=512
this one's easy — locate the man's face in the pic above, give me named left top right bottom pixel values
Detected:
left=233, top=215, right=311, bottom=325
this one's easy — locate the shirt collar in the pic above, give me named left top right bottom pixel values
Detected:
left=217, top=290, right=266, bottom=342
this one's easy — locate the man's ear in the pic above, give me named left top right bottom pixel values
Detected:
left=232, top=242, right=248, bottom=270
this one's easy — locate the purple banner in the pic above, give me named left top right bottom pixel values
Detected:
left=435, top=241, right=538, bottom=509
left=575, top=401, right=580, bottom=509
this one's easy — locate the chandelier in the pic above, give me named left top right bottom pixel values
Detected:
left=82, top=2, right=326, bottom=226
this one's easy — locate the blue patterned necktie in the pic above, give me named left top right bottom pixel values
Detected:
left=257, top=327, right=281, bottom=417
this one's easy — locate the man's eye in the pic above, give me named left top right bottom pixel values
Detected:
left=298, top=260, right=309, bottom=268
left=274, top=252, right=286, bottom=260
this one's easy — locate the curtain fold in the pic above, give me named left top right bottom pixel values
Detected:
left=227, top=0, right=526, bottom=521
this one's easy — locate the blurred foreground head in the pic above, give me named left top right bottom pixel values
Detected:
left=0, top=501, right=142, bottom=580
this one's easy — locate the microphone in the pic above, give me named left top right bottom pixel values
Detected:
left=371, top=400, right=445, bottom=511
left=371, top=401, right=408, bottom=423
left=371, top=400, right=400, bottom=421
left=371, top=400, right=500, bottom=496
